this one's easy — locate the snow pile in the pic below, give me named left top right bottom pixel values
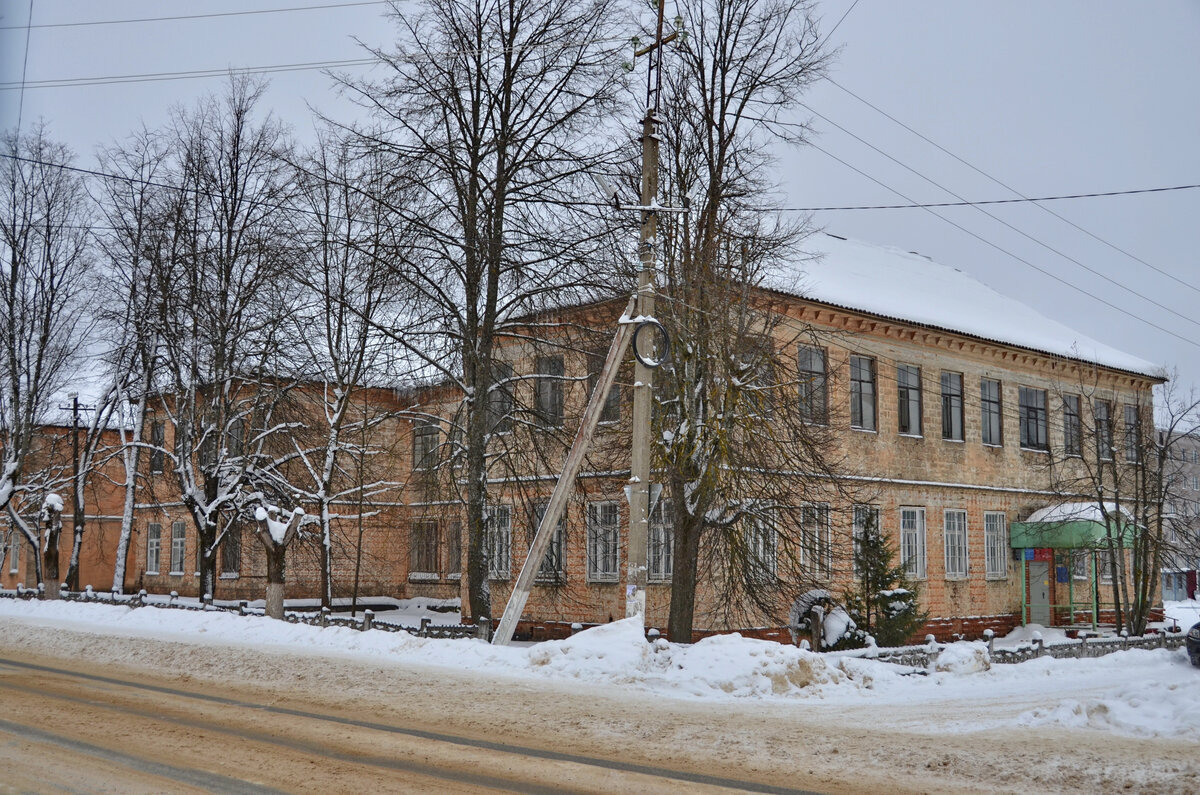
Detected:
left=1016, top=651, right=1200, bottom=738
left=931, top=641, right=990, bottom=674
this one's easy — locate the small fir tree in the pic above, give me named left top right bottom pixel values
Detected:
left=842, top=512, right=928, bottom=647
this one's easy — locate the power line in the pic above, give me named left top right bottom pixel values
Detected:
left=776, top=184, right=1200, bottom=212
left=0, top=1, right=388, bottom=31
left=826, top=77, right=1200, bottom=300
left=796, top=106, right=1200, bottom=335
left=801, top=139, right=1200, bottom=353
left=16, top=0, right=34, bottom=133
left=0, top=58, right=378, bottom=91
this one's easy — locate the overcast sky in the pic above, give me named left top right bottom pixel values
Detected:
left=3, top=1, right=1198, bottom=395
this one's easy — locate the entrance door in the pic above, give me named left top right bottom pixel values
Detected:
left=1029, top=561, right=1051, bottom=625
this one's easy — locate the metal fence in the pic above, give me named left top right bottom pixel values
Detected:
left=0, top=584, right=486, bottom=640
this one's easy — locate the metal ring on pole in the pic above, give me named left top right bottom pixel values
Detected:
left=632, top=319, right=669, bottom=369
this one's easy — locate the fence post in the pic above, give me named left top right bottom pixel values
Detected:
left=983, top=628, right=994, bottom=657
left=420, top=617, right=431, bottom=638
left=571, top=622, right=583, bottom=636
left=810, top=605, right=825, bottom=651
left=1032, top=632, right=1043, bottom=658
left=321, top=606, right=331, bottom=628
left=362, top=609, right=374, bottom=631
left=646, top=627, right=660, bottom=644
left=476, top=617, right=491, bottom=641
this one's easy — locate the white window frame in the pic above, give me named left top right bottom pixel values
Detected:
left=485, top=505, right=511, bottom=580
left=146, top=522, right=161, bottom=575
left=586, top=501, right=619, bottom=583
left=900, top=507, right=927, bottom=580
left=531, top=502, right=566, bottom=582
left=984, top=512, right=1007, bottom=579
left=169, top=521, right=186, bottom=575
left=747, top=507, right=777, bottom=581
left=800, top=503, right=832, bottom=579
left=8, top=530, right=21, bottom=573
left=943, top=509, right=968, bottom=579
left=648, top=498, right=673, bottom=582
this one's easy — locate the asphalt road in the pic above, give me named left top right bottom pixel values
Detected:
left=0, top=654, right=817, bottom=794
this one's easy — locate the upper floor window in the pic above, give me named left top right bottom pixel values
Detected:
left=797, top=346, right=827, bottom=424
left=487, top=361, right=514, bottom=435
left=412, top=421, right=439, bottom=471
left=897, top=365, right=922, bottom=436
left=981, top=378, right=1002, bottom=446
left=1124, top=404, right=1141, bottom=462
left=1063, top=394, right=1082, bottom=457
left=149, top=421, right=165, bottom=474
left=1094, top=400, right=1113, bottom=461
left=587, top=352, right=621, bottom=424
left=534, top=355, right=565, bottom=429
left=849, top=355, right=876, bottom=431
left=940, top=372, right=963, bottom=441
left=1018, top=386, right=1048, bottom=451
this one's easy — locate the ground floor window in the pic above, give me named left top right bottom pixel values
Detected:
left=485, top=505, right=511, bottom=580
left=984, top=512, right=1007, bottom=578
left=801, top=503, right=831, bottom=579
left=746, top=508, right=777, bottom=581
left=851, top=504, right=880, bottom=578
left=900, top=507, right=926, bottom=580
left=170, top=522, right=186, bottom=574
left=586, top=501, right=619, bottom=582
left=649, top=499, right=673, bottom=582
left=146, top=522, right=162, bottom=574
left=531, top=502, right=566, bottom=583
left=220, top=525, right=241, bottom=576
left=411, top=520, right=439, bottom=574
left=943, top=510, right=968, bottom=579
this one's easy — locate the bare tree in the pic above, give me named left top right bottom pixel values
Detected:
left=646, top=0, right=838, bottom=639
left=339, top=0, right=628, bottom=620
left=0, top=124, right=94, bottom=587
left=143, top=76, right=300, bottom=599
left=1042, top=369, right=1195, bottom=635
left=277, top=132, right=408, bottom=607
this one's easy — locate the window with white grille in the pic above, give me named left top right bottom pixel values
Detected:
left=900, top=507, right=926, bottom=580
left=984, top=512, right=1007, bottom=579
left=649, top=499, right=673, bottom=582
left=801, top=503, right=832, bottom=579
left=485, top=505, right=511, bottom=580
left=146, top=523, right=161, bottom=574
left=586, top=501, right=619, bottom=582
left=169, top=521, right=186, bottom=574
left=943, top=510, right=968, bottom=579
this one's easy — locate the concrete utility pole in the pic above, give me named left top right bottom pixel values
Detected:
left=627, top=0, right=676, bottom=622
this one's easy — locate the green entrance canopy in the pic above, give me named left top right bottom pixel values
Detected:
left=1009, top=519, right=1135, bottom=550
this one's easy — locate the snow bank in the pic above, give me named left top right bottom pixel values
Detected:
left=3, top=598, right=1199, bottom=740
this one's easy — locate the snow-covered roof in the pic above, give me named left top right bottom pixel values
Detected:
left=764, top=233, right=1162, bottom=378
left=1023, top=502, right=1132, bottom=524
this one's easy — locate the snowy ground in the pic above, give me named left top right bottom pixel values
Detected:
left=2, top=596, right=1198, bottom=742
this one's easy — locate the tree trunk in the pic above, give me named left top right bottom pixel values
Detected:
left=265, top=546, right=286, bottom=620
left=667, top=509, right=701, bottom=642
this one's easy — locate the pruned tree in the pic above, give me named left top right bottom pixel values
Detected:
left=646, top=0, right=841, bottom=640
left=252, top=502, right=305, bottom=619
left=0, top=124, right=94, bottom=586
left=339, top=0, right=628, bottom=620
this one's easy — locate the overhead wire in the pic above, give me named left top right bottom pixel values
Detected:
left=0, top=1, right=389, bottom=31
left=825, top=77, right=1200, bottom=300
left=797, top=105, right=1200, bottom=335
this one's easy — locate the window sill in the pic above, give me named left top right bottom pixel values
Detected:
left=1020, top=447, right=1050, bottom=454
left=944, top=576, right=968, bottom=581
left=586, top=577, right=619, bottom=585
left=850, top=426, right=877, bottom=434
left=648, top=578, right=672, bottom=585
left=488, top=574, right=510, bottom=581
left=984, top=574, right=1008, bottom=581
left=982, top=442, right=1003, bottom=449
left=168, top=571, right=184, bottom=577
left=942, top=437, right=965, bottom=444
left=145, top=571, right=160, bottom=576
left=408, top=572, right=440, bottom=581
left=219, top=573, right=239, bottom=580
left=447, top=573, right=462, bottom=581
left=898, top=433, right=923, bottom=440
